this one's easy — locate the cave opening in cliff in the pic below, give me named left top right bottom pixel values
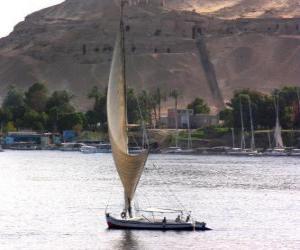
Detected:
left=154, top=29, right=162, bottom=36
left=82, top=44, right=86, bottom=55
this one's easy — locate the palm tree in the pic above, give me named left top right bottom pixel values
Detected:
left=154, top=87, right=167, bottom=128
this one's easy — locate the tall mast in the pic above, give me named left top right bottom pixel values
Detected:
left=231, top=128, right=235, bottom=148
left=107, top=0, right=149, bottom=220
left=267, top=130, right=272, bottom=148
left=297, top=88, right=300, bottom=120
left=187, top=110, right=192, bottom=149
left=121, top=0, right=131, bottom=217
left=239, top=96, right=246, bottom=150
left=247, top=96, right=255, bottom=150
left=120, top=0, right=128, bottom=130
left=273, top=94, right=284, bottom=148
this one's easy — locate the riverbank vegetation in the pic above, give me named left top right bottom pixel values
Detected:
left=220, top=87, right=300, bottom=130
left=0, top=83, right=299, bottom=135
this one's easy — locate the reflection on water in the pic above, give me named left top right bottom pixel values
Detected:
left=0, top=151, right=299, bottom=250
left=113, top=230, right=141, bottom=250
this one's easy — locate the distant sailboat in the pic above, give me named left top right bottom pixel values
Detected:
left=247, top=96, right=256, bottom=151
left=227, top=96, right=258, bottom=156
left=264, top=95, right=287, bottom=156
left=164, top=109, right=195, bottom=154
left=105, top=0, right=209, bottom=231
left=290, top=89, right=300, bottom=156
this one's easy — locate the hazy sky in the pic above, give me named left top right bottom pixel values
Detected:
left=0, top=0, right=64, bottom=38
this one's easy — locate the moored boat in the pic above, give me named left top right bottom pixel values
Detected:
left=289, top=148, right=300, bottom=156
left=60, top=143, right=85, bottom=152
left=263, top=147, right=288, bottom=156
left=80, top=145, right=98, bottom=154
left=226, top=147, right=260, bottom=156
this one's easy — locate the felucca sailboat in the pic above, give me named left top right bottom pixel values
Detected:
left=227, top=95, right=258, bottom=156
left=264, top=95, right=287, bottom=156
left=105, top=0, right=209, bottom=231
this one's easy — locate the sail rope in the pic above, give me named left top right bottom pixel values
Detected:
left=151, top=162, right=188, bottom=213
left=182, top=96, right=193, bottom=149
left=135, top=91, right=150, bottom=149
left=105, top=170, right=120, bottom=212
left=127, top=50, right=150, bottom=149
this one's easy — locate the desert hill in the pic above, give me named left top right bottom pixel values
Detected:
left=0, top=0, right=300, bottom=111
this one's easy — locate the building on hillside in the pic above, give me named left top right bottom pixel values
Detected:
left=190, top=114, right=220, bottom=129
left=167, top=109, right=219, bottom=129
left=159, top=116, right=168, bottom=128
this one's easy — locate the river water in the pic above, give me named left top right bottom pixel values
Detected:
left=0, top=151, right=299, bottom=250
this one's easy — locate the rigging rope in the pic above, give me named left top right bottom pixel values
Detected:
left=152, top=162, right=188, bottom=213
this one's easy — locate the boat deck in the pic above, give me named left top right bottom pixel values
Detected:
left=106, top=214, right=211, bottom=231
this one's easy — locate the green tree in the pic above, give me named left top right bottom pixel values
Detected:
left=25, top=83, right=48, bottom=112
left=2, top=85, right=25, bottom=127
left=45, top=90, right=75, bottom=131
left=3, top=121, right=17, bottom=133
left=127, top=88, right=139, bottom=124
left=276, top=86, right=300, bottom=128
left=88, top=86, right=102, bottom=105
left=219, top=108, right=233, bottom=127
left=187, top=97, right=210, bottom=114
left=138, top=90, right=152, bottom=126
left=229, top=89, right=274, bottom=130
left=22, top=110, right=48, bottom=131
left=0, top=108, right=12, bottom=127
left=86, top=86, right=107, bottom=129
left=58, top=112, right=85, bottom=131
left=169, top=89, right=180, bottom=111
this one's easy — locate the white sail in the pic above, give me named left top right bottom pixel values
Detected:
left=274, top=116, right=284, bottom=148
left=274, top=96, right=284, bottom=148
left=107, top=30, right=148, bottom=213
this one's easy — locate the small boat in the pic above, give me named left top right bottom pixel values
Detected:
left=80, top=143, right=112, bottom=154
left=60, top=143, right=86, bottom=152
left=289, top=148, right=300, bottom=156
left=227, top=97, right=259, bottom=157
left=105, top=0, right=209, bottom=231
left=80, top=145, right=98, bottom=154
left=162, top=146, right=183, bottom=154
left=97, top=143, right=112, bottom=153
left=106, top=211, right=210, bottom=231
left=9, top=142, right=39, bottom=150
left=226, top=147, right=259, bottom=156
left=128, top=146, right=144, bottom=154
left=263, top=148, right=288, bottom=156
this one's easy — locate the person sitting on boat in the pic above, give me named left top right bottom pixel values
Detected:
left=175, top=215, right=181, bottom=223
left=162, top=217, right=167, bottom=224
left=186, top=215, right=190, bottom=222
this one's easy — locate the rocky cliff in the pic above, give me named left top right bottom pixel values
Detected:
left=0, top=0, right=300, bottom=111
